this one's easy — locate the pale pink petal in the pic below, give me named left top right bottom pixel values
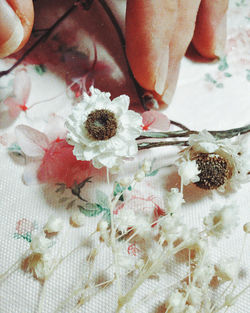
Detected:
left=14, top=69, right=31, bottom=104
left=4, top=97, right=21, bottom=119
left=45, top=114, right=67, bottom=141
left=22, top=162, right=40, bottom=185
left=142, top=110, right=170, bottom=131
left=15, top=125, right=49, bottom=157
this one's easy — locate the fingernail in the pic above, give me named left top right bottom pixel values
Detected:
left=154, top=47, right=169, bottom=95
left=214, top=15, right=227, bottom=59
left=0, top=0, right=24, bottom=58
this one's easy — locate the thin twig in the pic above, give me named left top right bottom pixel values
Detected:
left=138, top=141, right=188, bottom=150
left=170, top=120, right=190, bottom=131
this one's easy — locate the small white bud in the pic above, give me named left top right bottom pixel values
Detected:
left=30, top=232, right=51, bottom=254
left=142, top=159, right=151, bottom=173
left=97, top=220, right=109, bottom=232
left=243, top=222, right=250, bottom=233
left=44, top=215, right=64, bottom=234
left=70, top=211, right=85, bottom=227
left=119, top=177, right=131, bottom=187
left=135, top=169, right=145, bottom=182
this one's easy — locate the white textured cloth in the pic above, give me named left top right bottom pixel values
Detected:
left=0, top=1, right=250, bottom=313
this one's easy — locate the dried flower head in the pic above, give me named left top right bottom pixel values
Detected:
left=204, top=203, right=238, bottom=238
left=70, top=210, right=85, bottom=227
left=30, top=232, right=51, bottom=254
left=44, top=215, right=64, bottom=235
left=65, top=87, right=142, bottom=170
left=179, top=130, right=250, bottom=191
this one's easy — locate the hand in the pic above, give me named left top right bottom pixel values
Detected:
left=126, top=0, right=228, bottom=107
left=0, top=0, right=34, bottom=58
left=0, top=0, right=228, bottom=108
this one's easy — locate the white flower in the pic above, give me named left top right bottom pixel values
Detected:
left=30, top=232, right=51, bottom=254
left=164, top=188, right=185, bottom=213
left=116, top=209, right=136, bottom=234
left=243, top=222, right=250, bottom=233
left=44, top=215, right=64, bottom=234
left=166, top=290, right=186, bottom=313
left=24, top=252, right=58, bottom=281
left=215, top=258, right=239, bottom=282
left=204, top=203, right=238, bottom=238
left=142, top=159, right=152, bottom=174
left=180, top=130, right=250, bottom=191
left=134, top=169, right=145, bottom=182
left=65, top=87, right=142, bottom=169
left=71, top=210, right=85, bottom=227
left=184, top=306, right=196, bottom=313
left=177, top=159, right=200, bottom=186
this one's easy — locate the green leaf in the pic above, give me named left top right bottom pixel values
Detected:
left=34, top=64, right=46, bottom=75
left=127, top=186, right=132, bottom=191
left=78, top=203, right=103, bottom=217
left=8, top=143, right=23, bottom=156
left=113, top=182, right=125, bottom=197
left=146, top=169, right=159, bottom=177
left=96, top=189, right=109, bottom=209
left=224, top=72, right=232, bottom=78
left=218, top=56, right=229, bottom=71
left=216, top=83, right=224, bottom=88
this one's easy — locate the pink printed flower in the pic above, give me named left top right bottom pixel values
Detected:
left=141, top=110, right=170, bottom=131
left=16, top=218, right=34, bottom=235
left=15, top=115, right=101, bottom=187
left=128, top=243, right=139, bottom=256
left=4, top=69, right=31, bottom=119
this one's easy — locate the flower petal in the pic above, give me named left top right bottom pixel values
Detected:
left=4, top=97, right=21, bottom=118
left=16, top=125, right=49, bottom=157
left=142, top=110, right=170, bottom=131
left=14, top=69, right=31, bottom=104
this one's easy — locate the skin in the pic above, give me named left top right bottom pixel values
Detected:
left=0, top=0, right=228, bottom=107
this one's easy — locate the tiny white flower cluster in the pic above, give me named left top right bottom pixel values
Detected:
left=23, top=216, right=64, bottom=282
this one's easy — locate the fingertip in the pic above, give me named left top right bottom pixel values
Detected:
left=192, top=0, right=228, bottom=59
left=0, top=0, right=34, bottom=58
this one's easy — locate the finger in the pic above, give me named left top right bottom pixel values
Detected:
left=0, top=0, right=34, bottom=58
left=161, top=0, right=201, bottom=106
left=192, top=0, right=229, bottom=59
left=125, top=0, right=178, bottom=95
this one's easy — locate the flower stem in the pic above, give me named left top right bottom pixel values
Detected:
left=138, top=140, right=188, bottom=150
left=138, top=124, right=250, bottom=140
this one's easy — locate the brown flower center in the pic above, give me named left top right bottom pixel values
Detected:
left=194, top=153, right=231, bottom=190
left=85, top=109, right=117, bottom=141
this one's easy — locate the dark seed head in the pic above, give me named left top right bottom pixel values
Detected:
left=85, top=109, right=117, bottom=141
left=194, top=153, right=231, bottom=190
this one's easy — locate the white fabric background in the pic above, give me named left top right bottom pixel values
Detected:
left=0, top=1, right=250, bottom=312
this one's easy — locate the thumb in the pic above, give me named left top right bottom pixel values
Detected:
left=0, top=0, right=34, bottom=58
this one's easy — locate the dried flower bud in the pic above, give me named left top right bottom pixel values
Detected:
left=44, top=215, right=64, bottom=235
left=177, top=159, right=200, bottom=186
left=70, top=211, right=85, bottom=227
left=119, top=177, right=132, bottom=187
left=142, top=159, right=151, bottom=173
left=97, top=220, right=109, bottom=232
left=134, top=169, right=145, bottom=182
left=30, top=232, right=51, bottom=254
left=215, top=258, right=239, bottom=281
left=243, top=222, right=250, bottom=233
